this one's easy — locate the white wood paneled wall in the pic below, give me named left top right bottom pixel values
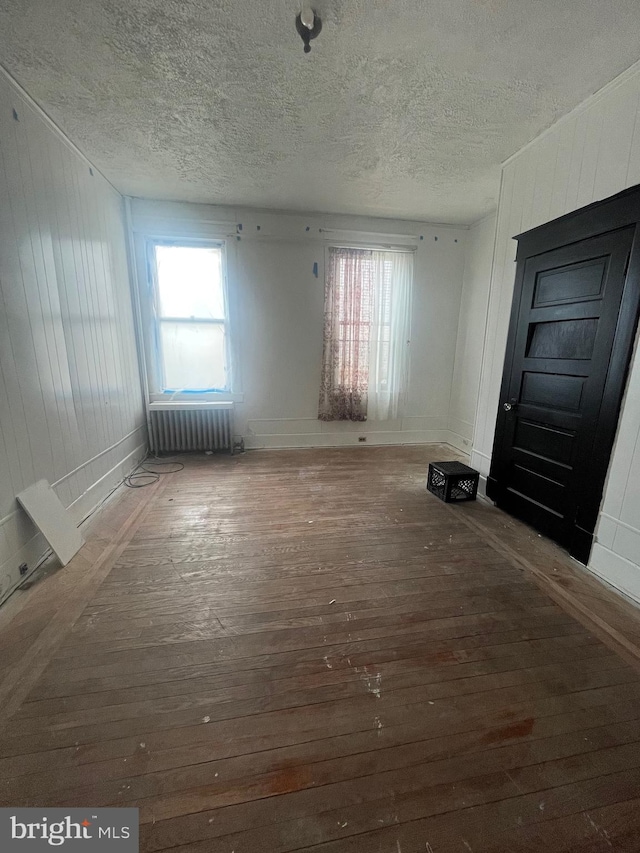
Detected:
left=0, top=71, right=145, bottom=603
left=471, top=60, right=640, bottom=599
left=448, top=212, right=495, bottom=453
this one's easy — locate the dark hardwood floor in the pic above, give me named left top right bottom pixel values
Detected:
left=1, top=446, right=640, bottom=852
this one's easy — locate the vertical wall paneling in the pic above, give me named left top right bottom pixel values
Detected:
left=548, top=119, right=576, bottom=221
left=575, top=104, right=605, bottom=209
left=448, top=213, right=496, bottom=452
left=471, top=60, right=640, bottom=599
left=471, top=162, right=516, bottom=468
left=0, top=70, right=145, bottom=604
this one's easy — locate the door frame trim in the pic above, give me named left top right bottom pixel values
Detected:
left=487, top=183, right=640, bottom=564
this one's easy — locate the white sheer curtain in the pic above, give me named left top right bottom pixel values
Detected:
left=367, top=251, right=413, bottom=421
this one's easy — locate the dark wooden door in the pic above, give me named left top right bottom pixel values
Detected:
left=488, top=186, right=640, bottom=564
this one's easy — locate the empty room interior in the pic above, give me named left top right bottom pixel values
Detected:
left=3, top=1, right=640, bottom=850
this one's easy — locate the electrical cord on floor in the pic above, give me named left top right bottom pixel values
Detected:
left=123, top=454, right=185, bottom=488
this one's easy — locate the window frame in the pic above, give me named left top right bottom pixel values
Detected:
left=146, top=237, right=237, bottom=400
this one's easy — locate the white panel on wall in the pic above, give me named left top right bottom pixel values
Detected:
left=471, top=59, right=640, bottom=599
left=16, top=480, right=83, bottom=566
left=0, top=70, right=145, bottom=604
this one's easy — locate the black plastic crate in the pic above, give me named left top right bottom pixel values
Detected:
left=427, top=461, right=479, bottom=503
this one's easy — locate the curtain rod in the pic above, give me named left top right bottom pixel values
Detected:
left=328, top=243, right=417, bottom=253
left=318, top=228, right=419, bottom=241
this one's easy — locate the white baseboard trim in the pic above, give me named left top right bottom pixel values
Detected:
left=477, top=474, right=489, bottom=499
left=595, top=512, right=640, bottom=559
left=588, top=542, right=640, bottom=606
left=0, top=531, right=49, bottom=609
left=0, top=439, right=147, bottom=607
left=446, top=430, right=473, bottom=454
left=470, top=448, right=491, bottom=477
left=243, top=429, right=454, bottom=450
left=0, top=426, right=147, bottom=531
left=52, top=425, right=146, bottom=490
left=67, top=441, right=148, bottom=526
left=447, top=416, right=474, bottom=443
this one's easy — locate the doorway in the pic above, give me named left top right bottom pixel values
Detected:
left=488, top=185, right=640, bottom=563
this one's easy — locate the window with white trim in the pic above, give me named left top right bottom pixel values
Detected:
left=150, top=242, right=230, bottom=393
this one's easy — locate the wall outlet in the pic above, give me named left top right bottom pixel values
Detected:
left=358, top=436, right=367, bottom=442
left=19, top=562, right=28, bottom=576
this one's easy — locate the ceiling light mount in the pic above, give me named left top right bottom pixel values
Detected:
left=296, top=6, right=322, bottom=53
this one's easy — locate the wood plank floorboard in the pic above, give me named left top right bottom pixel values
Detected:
left=1, top=445, right=640, bottom=852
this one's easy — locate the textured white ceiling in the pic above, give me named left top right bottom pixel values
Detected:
left=1, top=0, right=639, bottom=224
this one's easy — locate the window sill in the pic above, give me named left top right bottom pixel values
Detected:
left=149, top=392, right=244, bottom=404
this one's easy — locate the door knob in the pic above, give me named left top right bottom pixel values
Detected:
left=503, top=402, right=513, bottom=411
